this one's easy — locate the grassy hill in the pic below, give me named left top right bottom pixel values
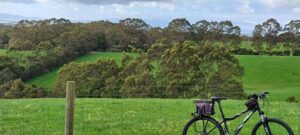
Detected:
left=26, top=52, right=300, bottom=101
left=26, top=52, right=135, bottom=90
left=239, top=55, right=300, bottom=90
left=238, top=55, right=300, bottom=101
left=0, top=98, right=298, bottom=134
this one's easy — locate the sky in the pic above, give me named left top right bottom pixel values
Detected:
left=1, top=0, right=300, bottom=35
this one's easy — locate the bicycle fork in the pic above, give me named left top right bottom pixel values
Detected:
left=260, top=114, right=272, bottom=135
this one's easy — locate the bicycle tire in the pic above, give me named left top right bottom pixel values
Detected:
left=182, top=116, right=225, bottom=135
left=251, top=117, right=294, bottom=135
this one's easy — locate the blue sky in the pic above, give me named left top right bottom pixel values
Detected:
left=1, top=0, right=300, bottom=35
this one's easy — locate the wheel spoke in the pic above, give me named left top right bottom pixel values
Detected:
left=253, top=118, right=293, bottom=135
left=206, top=125, right=218, bottom=134
left=204, top=120, right=208, bottom=129
left=183, top=117, right=223, bottom=135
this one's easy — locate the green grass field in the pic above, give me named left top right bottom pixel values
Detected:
left=0, top=98, right=299, bottom=135
left=2, top=51, right=300, bottom=134
left=238, top=55, right=300, bottom=101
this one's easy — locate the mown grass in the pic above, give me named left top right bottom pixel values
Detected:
left=237, top=55, right=300, bottom=90
left=0, top=98, right=298, bottom=135
left=236, top=55, right=300, bottom=101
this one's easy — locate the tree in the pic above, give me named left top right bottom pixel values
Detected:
left=145, top=27, right=163, bottom=45
left=164, top=18, right=193, bottom=42
left=192, top=20, right=210, bottom=41
left=119, top=18, right=152, bottom=31
left=0, top=25, right=12, bottom=48
left=227, top=26, right=241, bottom=50
left=283, top=20, right=300, bottom=35
left=97, top=34, right=108, bottom=51
left=262, top=18, right=282, bottom=55
left=219, top=20, right=234, bottom=34
left=230, top=26, right=241, bottom=36
left=283, top=20, right=300, bottom=55
left=192, top=20, right=210, bottom=34
left=166, top=18, right=192, bottom=32
left=252, top=24, right=264, bottom=54
left=8, top=39, right=33, bottom=50
left=262, top=18, right=281, bottom=36
left=8, top=18, right=73, bottom=50
left=155, top=41, right=244, bottom=98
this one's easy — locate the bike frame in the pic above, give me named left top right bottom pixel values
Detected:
left=211, top=100, right=267, bottom=135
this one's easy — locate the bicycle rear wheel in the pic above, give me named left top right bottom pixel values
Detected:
left=182, top=116, right=224, bottom=135
left=251, top=118, right=294, bottom=135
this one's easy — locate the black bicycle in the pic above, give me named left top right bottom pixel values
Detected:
left=182, top=92, right=294, bottom=135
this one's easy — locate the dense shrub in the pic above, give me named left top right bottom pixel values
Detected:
left=54, top=59, right=121, bottom=97
left=230, top=48, right=259, bottom=55
left=293, top=50, right=300, bottom=56
left=271, top=50, right=290, bottom=56
left=0, top=79, right=47, bottom=98
left=286, top=96, right=298, bottom=103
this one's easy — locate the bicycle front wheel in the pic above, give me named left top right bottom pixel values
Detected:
left=251, top=118, right=294, bottom=135
left=182, top=116, right=225, bottom=135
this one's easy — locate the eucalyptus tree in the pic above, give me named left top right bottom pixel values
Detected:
left=252, top=24, right=264, bottom=54
left=119, top=18, right=152, bottom=31
left=166, top=18, right=192, bottom=32
left=283, top=20, right=300, bottom=55
left=262, top=18, right=282, bottom=54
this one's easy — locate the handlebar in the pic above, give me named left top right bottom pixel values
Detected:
left=248, top=92, right=269, bottom=100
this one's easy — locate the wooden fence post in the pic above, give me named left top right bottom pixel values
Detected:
left=65, top=81, right=75, bottom=135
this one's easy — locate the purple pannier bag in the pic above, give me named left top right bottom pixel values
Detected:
left=195, top=100, right=215, bottom=115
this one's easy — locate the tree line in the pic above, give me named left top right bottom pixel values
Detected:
left=1, top=18, right=299, bottom=53
left=252, top=18, right=300, bottom=56
left=0, top=17, right=299, bottom=98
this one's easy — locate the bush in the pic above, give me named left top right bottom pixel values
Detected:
left=54, top=59, right=121, bottom=97
left=231, top=48, right=258, bottom=55
left=0, top=79, right=48, bottom=98
left=271, top=50, right=290, bottom=56
left=286, top=96, right=298, bottom=103
left=293, top=50, right=300, bottom=56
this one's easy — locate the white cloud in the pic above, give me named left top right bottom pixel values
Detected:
left=0, top=0, right=35, bottom=3
left=128, top=1, right=175, bottom=11
left=73, top=7, right=79, bottom=11
left=258, top=0, right=300, bottom=8
left=236, top=0, right=255, bottom=14
left=60, top=0, right=172, bottom=5
left=293, top=7, right=300, bottom=12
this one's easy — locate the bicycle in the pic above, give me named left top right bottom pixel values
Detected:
left=182, top=92, right=294, bottom=135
